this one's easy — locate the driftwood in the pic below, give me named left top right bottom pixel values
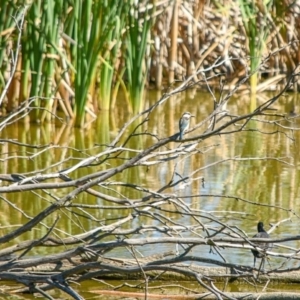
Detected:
left=14, top=255, right=300, bottom=284
left=0, top=60, right=300, bottom=299
left=93, top=290, right=299, bottom=300
left=92, top=290, right=300, bottom=300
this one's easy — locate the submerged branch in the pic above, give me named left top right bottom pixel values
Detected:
left=0, top=59, right=299, bottom=299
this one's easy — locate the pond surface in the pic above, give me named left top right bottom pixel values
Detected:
left=1, top=89, right=300, bottom=297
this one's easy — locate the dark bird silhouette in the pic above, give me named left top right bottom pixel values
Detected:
left=251, top=221, right=272, bottom=269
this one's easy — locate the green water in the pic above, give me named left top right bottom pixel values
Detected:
left=0, top=90, right=300, bottom=298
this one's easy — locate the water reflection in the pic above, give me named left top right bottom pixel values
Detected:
left=0, top=90, right=300, bottom=268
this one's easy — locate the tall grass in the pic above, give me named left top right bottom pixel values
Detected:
left=0, top=2, right=16, bottom=89
left=238, top=0, right=273, bottom=97
left=25, top=0, right=63, bottom=122
left=0, top=0, right=299, bottom=125
left=125, top=1, right=154, bottom=114
left=70, top=0, right=99, bottom=126
left=68, top=0, right=128, bottom=126
left=98, top=2, right=129, bottom=111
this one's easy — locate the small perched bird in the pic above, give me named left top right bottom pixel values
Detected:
left=251, top=221, right=272, bottom=269
left=179, top=112, right=194, bottom=140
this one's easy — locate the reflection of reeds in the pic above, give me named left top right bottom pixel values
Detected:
left=0, top=1, right=299, bottom=124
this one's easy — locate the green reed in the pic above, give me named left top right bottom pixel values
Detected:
left=0, top=0, right=296, bottom=125
left=124, top=1, right=155, bottom=114
left=0, top=2, right=17, bottom=89
left=68, top=0, right=127, bottom=126
left=25, top=1, right=63, bottom=121
left=238, top=0, right=273, bottom=96
left=98, top=1, right=128, bottom=111
left=69, top=0, right=95, bottom=126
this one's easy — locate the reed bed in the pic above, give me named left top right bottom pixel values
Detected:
left=0, top=0, right=299, bottom=124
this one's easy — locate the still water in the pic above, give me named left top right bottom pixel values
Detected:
left=1, top=89, right=300, bottom=295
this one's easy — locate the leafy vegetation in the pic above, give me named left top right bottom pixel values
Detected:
left=0, top=0, right=299, bottom=125
left=238, top=0, right=273, bottom=97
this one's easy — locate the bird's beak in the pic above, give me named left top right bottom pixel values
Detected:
left=191, top=115, right=195, bottom=118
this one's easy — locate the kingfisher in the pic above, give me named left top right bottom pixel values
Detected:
left=179, top=112, right=194, bottom=140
